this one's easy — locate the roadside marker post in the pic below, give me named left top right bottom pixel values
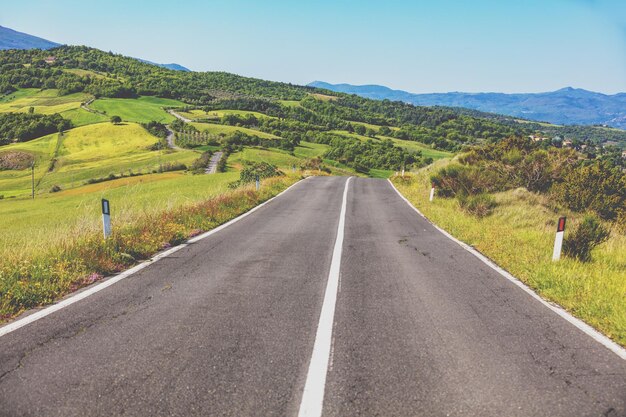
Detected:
left=429, top=183, right=435, bottom=202
left=552, top=217, right=566, bottom=261
left=255, top=175, right=260, bottom=191
left=102, top=199, right=112, bottom=239
left=401, top=168, right=405, bottom=176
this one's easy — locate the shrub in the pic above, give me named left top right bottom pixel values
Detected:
left=553, top=160, right=626, bottom=221
left=50, top=185, right=62, bottom=193
left=457, top=193, right=497, bottom=217
left=431, top=164, right=504, bottom=197
left=229, top=162, right=282, bottom=189
left=563, top=216, right=610, bottom=262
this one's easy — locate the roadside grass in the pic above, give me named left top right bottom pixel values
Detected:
left=190, top=122, right=279, bottom=139
left=0, top=123, right=198, bottom=197
left=90, top=96, right=185, bottom=123
left=0, top=174, right=300, bottom=321
left=0, top=171, right=239, bottom=258
left=392, top=169, right=626, bottom=346
left=369, top=168, right=394, bottom=178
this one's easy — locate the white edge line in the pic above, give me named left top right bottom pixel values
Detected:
left=298, top=176, right=352, bottom=417
left=387, top=178, right=626, bottom=361
left=0, top=177, right=309, bottom=338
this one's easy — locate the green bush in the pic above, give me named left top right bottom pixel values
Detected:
left=457, top=193, right=497, bottom=217
left=229, top=162, right=282, bottom=189
left=553, top=160, right=626, bottom=221
left=563, top=216, right=610, bottom=262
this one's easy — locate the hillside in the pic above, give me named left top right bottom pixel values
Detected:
left=310, top=81, right=626, bottom=130
left=0, top=25, right=60, bottom=50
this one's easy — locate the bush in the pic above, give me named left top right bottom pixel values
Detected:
left=50, top=185, right=62, bottom=193
left=431, top=164, right=504, bottom=197
left=553, top=160, right=625, bottom=221
left=229, top=162, right=282, bottom=188
left=457, top=193, right=497, bottom=217
left=563, top=216, right=610, bottom=262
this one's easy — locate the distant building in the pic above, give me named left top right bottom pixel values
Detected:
left=622, top=150, right=626, bottom=159
left=44, top=56, right=56, bottom=64
left=562, top=139, right=573, bottom=148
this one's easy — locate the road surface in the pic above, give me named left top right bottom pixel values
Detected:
left=0, top=177, right=624, bottom=417
left=205, top=151, right=223, bottom=174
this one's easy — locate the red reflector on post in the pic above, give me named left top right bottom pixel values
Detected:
left=557, top=217, right=566, bottom=232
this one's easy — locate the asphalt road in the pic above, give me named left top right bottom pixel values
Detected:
left=1, top=177, right=624, bottom=417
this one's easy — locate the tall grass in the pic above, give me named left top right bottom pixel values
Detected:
left=0, top=175, right=299, bottom=321
left=392, top=169, right=626, bottom=346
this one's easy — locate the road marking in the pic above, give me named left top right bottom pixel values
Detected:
left=387, top=179, right=626, bottom=361
left=0, top=178, right=309, bottom=339
left=298, top=176, right=352, bottom=417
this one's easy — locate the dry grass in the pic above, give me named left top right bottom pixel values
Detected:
left=392, top=169, right=626, bottom=346
left=0, top=175, right=299, bottom=321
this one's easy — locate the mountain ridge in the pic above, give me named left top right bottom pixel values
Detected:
left=0, top=25, right=189, bottom=72
left=308, top=81, right=626, bottom=129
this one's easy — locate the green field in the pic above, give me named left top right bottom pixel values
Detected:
left=90, top=96, right=185, bottom=123
left=0, top=123, right=198, bottom=197
left=190, top=122, right=279, bottom=139
left=0, top=89, right=91, bottom=115
left=0, top=171, right=239, bottom=257
left=385, top=137, right=452, bottom=160
left=178, top=109, right=275, bottom=121
left=59, top=108, right=109, bottom=126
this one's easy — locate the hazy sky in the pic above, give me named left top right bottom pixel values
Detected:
left=2, top=0, right=625, bottom=93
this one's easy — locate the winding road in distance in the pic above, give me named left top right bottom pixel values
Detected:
left=1, top=177, right=624, bottom=417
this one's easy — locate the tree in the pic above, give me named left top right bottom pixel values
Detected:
left=110, top=115, right=122, bottom=124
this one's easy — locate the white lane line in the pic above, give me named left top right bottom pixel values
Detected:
left=0, top=178, right=309, bottom=339
left=298, top=176, right=352, bottom=417
left=387, top=178, right=626, bottom=361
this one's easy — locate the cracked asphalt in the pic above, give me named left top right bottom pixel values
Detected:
left=0, top=177, right=625, bottom=416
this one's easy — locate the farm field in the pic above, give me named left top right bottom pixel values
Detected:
left=0, top=122, right=198, bottom=197
left=0, top=89, right=91, bottom=115
left=90, top=96, right=185, bottom=123
left=178, top=109, right=275, bottom=121
left=385, top=136, right=452, bottom=160
left=0, top=170, right=239, bottom=257
left=190, top=122, right=279, bottom=139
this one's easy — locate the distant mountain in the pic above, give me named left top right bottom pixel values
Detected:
left=309, top=82, right=626, bottom=129
left=137, top=59, right=190, bottom=72
left=0, top=25, right=60, bottom=50
left=0, top=25, right=190, bottom=72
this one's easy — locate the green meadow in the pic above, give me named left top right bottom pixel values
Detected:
left=0, top=122, right=198, bottom=197
left=190, top=122, right=279, bottom=139
left=90, top=96, right=185, bottom=123
left=0, top=170, right=239, bottom=257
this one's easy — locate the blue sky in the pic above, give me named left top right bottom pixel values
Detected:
left=1, top=0, right=625, bottom=93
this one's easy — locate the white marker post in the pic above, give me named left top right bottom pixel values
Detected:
left=102, top=199, right=112, bottom=239
left=255, top=175, right=260, bottom=191
left=429, top=183, right=435, bottom=202
left=401, top=168, right=405, bottom=176
left=552, top=217, right=566, bottom=261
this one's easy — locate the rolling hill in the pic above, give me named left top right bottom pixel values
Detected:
left=0, top=25, right=60, bottom=50
left=0, top=25, right=189, bottom=71
left=309, top=81, right=626, bottom=130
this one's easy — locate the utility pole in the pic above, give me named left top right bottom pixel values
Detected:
left=31, top=162, right=35, bottom=200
